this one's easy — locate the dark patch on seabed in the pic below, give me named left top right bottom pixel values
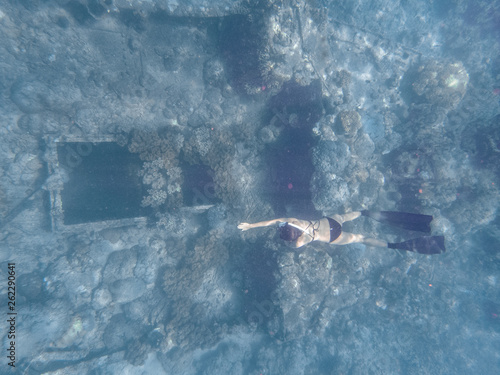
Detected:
left=382, top=147, right=429, bottom=213
left=58, top=142, right=147, bottom=225
left=461, top=114, right=500, bottom=180
left=241, top=238, right=284, bottom=339
left=264, top=80, right=323, bottom=217
left=219, top=14, right=267, bottom=95
left=64, top=0, right=95, bottom=25
left=265, top=128, right=317, bottom=216
left=269, top=80, right=323, bottom=127
left=182, top=163, right=220, bottom=206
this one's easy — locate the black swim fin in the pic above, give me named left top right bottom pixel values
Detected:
left=388, top=236, right=445, bottom=255
left=361, top=210, right=433, bottom=233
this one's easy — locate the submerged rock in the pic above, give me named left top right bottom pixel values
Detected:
left=112, top=0, right=256, bottom=17
left=109, top=277, right=146, bottom=303
left=336, top=110, right=363, bottom=137
left=408, top=60, right=469, bottom=111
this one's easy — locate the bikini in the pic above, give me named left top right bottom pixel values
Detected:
left=289, top=217, right=341, bottom=243
left=326, top=217, right=342, bottom=242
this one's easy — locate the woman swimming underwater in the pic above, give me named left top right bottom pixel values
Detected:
left=238, top=211, right=445, bottom=254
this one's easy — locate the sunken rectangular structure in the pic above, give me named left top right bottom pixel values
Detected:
left=45, top=135, right=215, bottom=232
left=45, top=136, right=148, bottom=232
left=57, top=142, right=147, bottom=225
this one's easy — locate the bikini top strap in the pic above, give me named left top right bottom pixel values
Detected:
left=286, top=221, right=314, bottom=239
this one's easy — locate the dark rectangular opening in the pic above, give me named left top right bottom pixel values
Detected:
left=57, top=142, right=148, bottom=225
left=182, top=164, right=220, bottom=207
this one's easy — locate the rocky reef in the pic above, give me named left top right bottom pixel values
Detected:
left=1, top=0, right=499, bottom=374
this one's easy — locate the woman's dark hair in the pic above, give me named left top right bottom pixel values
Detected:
left=278, top=223, right=302, bottom=242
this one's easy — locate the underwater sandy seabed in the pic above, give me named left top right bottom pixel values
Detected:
left=1, top=0, right=499, bottom=374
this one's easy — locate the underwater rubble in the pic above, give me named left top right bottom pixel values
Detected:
left=1, top=0, right=499, bottom=374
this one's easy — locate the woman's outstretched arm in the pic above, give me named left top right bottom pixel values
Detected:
left=238, top=218, right=292, bottom=231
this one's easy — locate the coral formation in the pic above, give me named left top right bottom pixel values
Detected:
left=129, top=129, right=184, bottom=209
left=128, top=129, right=184, bottom=164
left=336, top=110, right=363, bottom=137
left=411, top=60, right=469, bottom=110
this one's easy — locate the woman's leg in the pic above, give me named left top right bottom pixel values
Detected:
left=332, top=231, right=387, bottom=247
left=331, top=211, right=362, bottom=225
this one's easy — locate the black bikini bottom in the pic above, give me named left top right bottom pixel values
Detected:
left=327, top=217, right=342, bottom=242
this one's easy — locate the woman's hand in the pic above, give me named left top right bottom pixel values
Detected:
left=237, top=223, right=253, bottom=231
